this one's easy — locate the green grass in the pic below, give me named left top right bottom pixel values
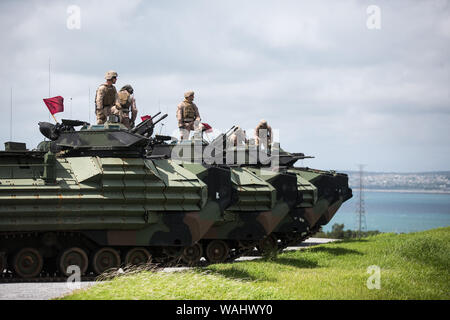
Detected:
left=61, top=227, right=450, bottom=300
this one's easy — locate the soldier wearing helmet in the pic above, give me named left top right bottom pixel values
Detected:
left=254, top=119, right=272, bottom=150
left=176, top=90, right=201, bottom=140
left=95, top=70, right=121, bottom=124
left=117, top=84, right=138, bottom=129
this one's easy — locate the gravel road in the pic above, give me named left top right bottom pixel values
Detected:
left=0, top=238, right=338, bottom=300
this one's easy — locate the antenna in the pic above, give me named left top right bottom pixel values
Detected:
left=88, top=87, right=91, bottom=123
left=355, top=164, right=367, bottom=238
left=165, top=104, right=168, bottom=135
left=48, top=57, right=51, bottom=97
left=48, top=57, right=51, bottom=122
left=70, top=97, right=73, bottom=119
left=10, top=87, right=13, bottom=141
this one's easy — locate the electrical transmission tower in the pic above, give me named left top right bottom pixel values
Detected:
left=356, top=164, right=367, bottom=238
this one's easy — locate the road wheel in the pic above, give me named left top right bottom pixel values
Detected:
left=92, top=248, right=121, bottom=275
left=205, top=240, right=229, bottom=263
left=0, top=252, right=6, bottom=273
left=124, top=248, right=151, bottom=266
left=257, top=234, right=278, bottom=257
left=13, top=248, right=43, bottom=278
left=238, top=240, right=257, bottom=250
left=58, top=247, right=89, bottom=276
left=181, top=244, right=203, bottom=265
left=162, top=246, right=183, bottom=258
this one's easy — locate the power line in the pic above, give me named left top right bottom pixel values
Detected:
left=355, top=164, right=367, bottom=238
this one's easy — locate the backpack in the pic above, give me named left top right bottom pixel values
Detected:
left=118, top=90, right=131, bottom=107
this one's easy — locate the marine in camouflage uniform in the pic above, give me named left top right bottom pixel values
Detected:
left=176, top=91, right=201, bottom=140
left=95, top=70, right=121, bottom=125
left=254, top=119, right=272, bottom=150
left=117, top=84, right=138, bottom=129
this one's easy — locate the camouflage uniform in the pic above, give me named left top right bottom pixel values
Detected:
left=117, top=85, right=138, bottom=129
left=176, top=91, right=201, bottom=140
left=95, top=71, right=120, bottom=125
left=254, top=120, right=272, bottom=150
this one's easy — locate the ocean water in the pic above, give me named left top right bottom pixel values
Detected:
left=322, top=191, right=450, bottom=233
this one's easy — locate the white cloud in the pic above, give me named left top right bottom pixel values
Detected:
left=0, top=0, right=449, bottom=172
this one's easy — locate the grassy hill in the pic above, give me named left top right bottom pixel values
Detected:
left=61, top=227, right=450, bottom=300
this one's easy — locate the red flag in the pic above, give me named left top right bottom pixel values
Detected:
left=202, top=123, right=213, bottom=133
left=141, top=115, right=152, bottom=122
left=43, top=96, right=64, bottom=115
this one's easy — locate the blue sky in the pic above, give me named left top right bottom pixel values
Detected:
left=0, top=0, right=449, bottom=172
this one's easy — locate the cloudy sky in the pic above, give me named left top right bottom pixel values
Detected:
left=0, top=0, right=449, bottom=172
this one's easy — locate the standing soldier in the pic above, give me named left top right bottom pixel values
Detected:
left=117, top=84, right=138, bottom=129
left=95, top=70, right=120, bottom=125
left=176, top=90, right=201, bottom=140
left=254, top=119, right=272, bottom=150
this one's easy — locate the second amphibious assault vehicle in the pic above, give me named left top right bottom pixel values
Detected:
left=0, top=114, right=352, bottom=279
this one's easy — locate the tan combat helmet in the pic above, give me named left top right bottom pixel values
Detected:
left=259, top=119, right=268, bottom=128
left=184, top=91, right=195, bottom=98
left=105, top=70, right=118, bottom=80
left=121, top=84, right=134, bottom=94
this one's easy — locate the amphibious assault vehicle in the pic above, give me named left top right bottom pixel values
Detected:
left=0, top=115, right=352, bottom=280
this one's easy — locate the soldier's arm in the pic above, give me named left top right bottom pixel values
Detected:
left=114, top=91, right=121, bottom=110
left=131, top=97, right=137, bottom=122
left=95, top=86, right=105, bottom=110
left=194, top=104, right=201, bottom=121
left=254, top=126, right=260, bottom=139
left=176, top=105, right=184, bottom=128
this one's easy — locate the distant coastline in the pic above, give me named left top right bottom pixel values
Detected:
left=344, top=171, right=450, bottom=195
left=351, top=188, right=450, bottom=195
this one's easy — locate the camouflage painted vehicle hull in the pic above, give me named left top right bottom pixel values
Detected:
left=271, top=167, right=352, bottom=249
left=0, top=149, right=223, bottom=277
left=0, top=117, right=352, bottom=280
left=191, top=167, right=297, bottom=262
